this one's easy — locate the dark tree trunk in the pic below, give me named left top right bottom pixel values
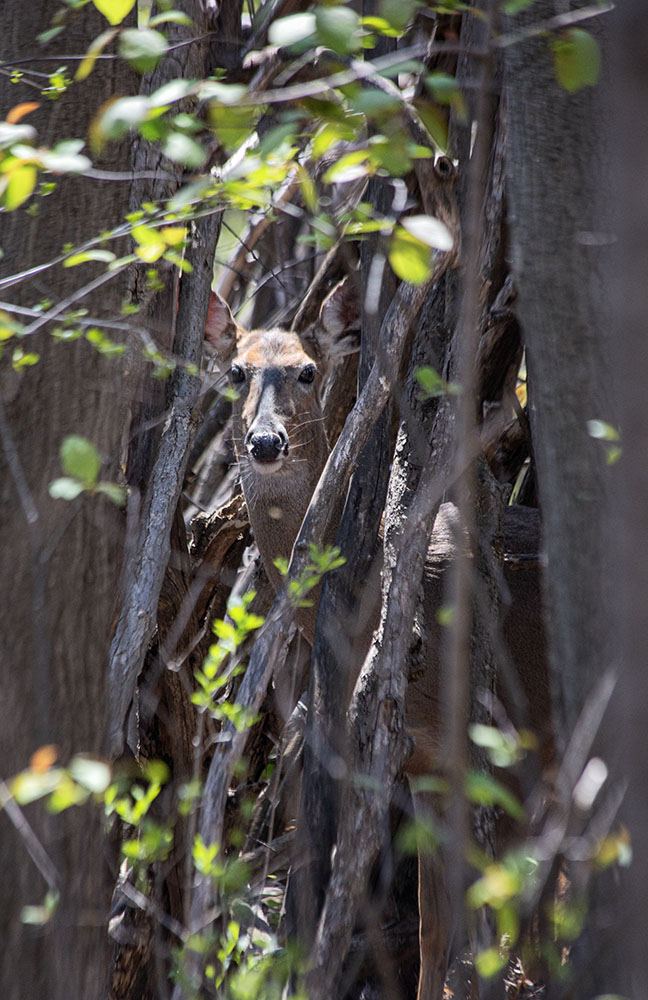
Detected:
left=0, top=6, right=138, bottom=998
left=504, top=3, right=615, bottom=994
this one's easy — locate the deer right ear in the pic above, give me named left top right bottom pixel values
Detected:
left=315, top=277, right=361, bottom=366
left=205, top=290, right=240, bottom=369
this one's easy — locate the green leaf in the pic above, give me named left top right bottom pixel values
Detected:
left=12, top=768, right=62, bottom=804
left=315, top=6, right=362, bottom=56
left=64, top=249, right=116, bottom=267
left=95, top=96, right=151, bottom=144
left=75, top=28, right=118, bottom=82
left=2, top=164, right=38, bottom=210
left=119, top=28, right=168, bottom=74
left=268, top=13, right=316, bottom=48
left=97, top=481, right=127, bottom=505
left=92, top=0, right=136, bottom=27
left=68, top=756, right=112, bottom=792
left=388, top=226, right=432, bottom=284
left=551, top=29, right=601, bottom=93
left=465, top=771, right=524, bottom=821
left=401, top=214, right=453, bottom=251
left=379, top=0, right=419, bottom=33
left=149, top=10, right=193, bottom=28
left=60, top=435, right=101, bottom=486
left=501, top=0, right=535, bottom=14
left=149, top=79, right=195, bottom=107
left=162, top=131, right=206, bottom=168
left=49, top=477, right=85, bottom=500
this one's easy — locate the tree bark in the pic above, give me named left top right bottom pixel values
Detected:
left=0, top=5, right=137, bottom=998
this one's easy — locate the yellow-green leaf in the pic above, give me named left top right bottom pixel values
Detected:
left=76, top=28, right=118, bottom=82
left=551, top=29, right=601, bottom=93
left=388, top=226, right=432, bottom=285
left=60, top=435, right=101, bottom=486
left=2, top=164, right=37, bottom=210
left=92, top=0, right=136, bottom=27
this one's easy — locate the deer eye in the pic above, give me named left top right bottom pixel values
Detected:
left=298, top=364, right=317, bottom=385
left=230, top=364, right=245, bottom=384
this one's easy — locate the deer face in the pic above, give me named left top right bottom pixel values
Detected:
left=229, top=328, right=324, bottom=477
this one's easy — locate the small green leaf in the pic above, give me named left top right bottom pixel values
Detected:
left=501, top=0, right=535, bottom=14
left=49, top=477, right=85, bottom=501
left=389, top=226, right=432, bottom=284
left=162, top=131, right=206, bottom=169
left=2, top=164, right=38, bottom=210
left=92, top=0, right=136, bottom=27
left=475, top=947, right=508, bottom=978
left=401, top=214, right=453, bottom=251
left=149, top=10, right=193, bottom=28
left=76, top=28, right=118, bottom=82
left=315, top=6, right=362, bottom=56
left=68, top=756, right=112, bottom=792
left=98, top=481, right=127, bottom=505
left=119, top=28, right=168, bottom=74
left=268, top=13, right=316, bottom=48
left=64, top=249, right=116, bottom=267
left=551, top=29, right=601, bottom=93
left=60, top=435, right=101, bottom=486
left=465, top=771, right=524, bottom=821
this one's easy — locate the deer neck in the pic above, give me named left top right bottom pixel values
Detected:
left=238, top=435, right=330, bottom=594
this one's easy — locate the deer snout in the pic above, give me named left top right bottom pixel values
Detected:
left=245, top=429, right=289, bottom=465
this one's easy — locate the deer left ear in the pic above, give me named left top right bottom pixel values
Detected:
left=204, top=291, right=241, bottom=369
left=314, top=276, right=361, bottom=366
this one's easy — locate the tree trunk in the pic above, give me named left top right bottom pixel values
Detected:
left=0, top=6, right=137, bottom=998
left=504, top=3, right=614, bottom=994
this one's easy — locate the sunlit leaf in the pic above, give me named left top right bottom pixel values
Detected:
left=401, top=214, right=453, bottom=250
left=6, top=102, right=40, bottom=124
left=162, top=131, right=206, bottom=168
left=30, top=745, right=58, bottom=772
left=315, top=6, right=362, bottom=56
left=389, top=226, right=432, bottom=284
left=2, top=164, right=37, bottom=210
left=0, top=122, right=37, bottom=148
left=551, top=29, right=601, bottom=93
left=12, top=768, right=63, bottom=804
left=149, top=10, right=193, bottom=28
left=119, top=28, right=168, bottom=74
left=268, top=12, right=316, bottom=48
left=69, top=756, right=112, bottom=793
left=475, top=947, right=508, bottom=978
left=76, top=28, right=118, bottom=82
left=64, top=249, right=116, bottom=267
left=92, top=0, right=136, bottom=27
left=60, top=435, right=101, bottom=486
left=49, top=477, right=85, bottom=500
left=323, top=150, right=371, bottom=184
left=97, top=481, right=127, bottom=506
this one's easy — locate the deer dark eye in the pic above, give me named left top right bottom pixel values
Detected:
left=299, top=364, right=317, bottom=384
left=230, top=364, right=245, bottom=384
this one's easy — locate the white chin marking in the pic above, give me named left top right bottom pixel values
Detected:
left=249, top=457, right=284, bottom=476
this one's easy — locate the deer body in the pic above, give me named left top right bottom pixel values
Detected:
left=206, top=287, right=548, bottom=999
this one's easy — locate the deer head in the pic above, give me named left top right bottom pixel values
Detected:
left=205, top=279, right=360, bottom=590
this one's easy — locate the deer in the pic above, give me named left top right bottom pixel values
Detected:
left=203, top=278, right=549, bottom=999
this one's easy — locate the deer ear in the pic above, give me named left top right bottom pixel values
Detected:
left=316, top=277, right=361, bottom=365
left=205, top=290, right=240, bottom=368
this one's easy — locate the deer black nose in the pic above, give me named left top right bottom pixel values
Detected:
left=246, top=431, right=287, bottom=463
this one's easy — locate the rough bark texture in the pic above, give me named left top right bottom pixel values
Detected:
left=504, top=3, right=614, bottom=994
left=0, top=6, right=137, bottom=998
left=606, top=3, right=648, bottom=996
left=504, top=3, right=612, bottom=739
